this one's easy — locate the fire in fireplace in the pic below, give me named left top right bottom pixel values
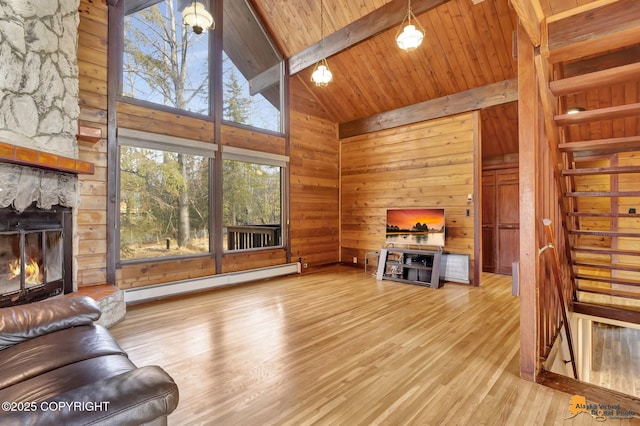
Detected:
left=0, top=205, right=72, bottom=307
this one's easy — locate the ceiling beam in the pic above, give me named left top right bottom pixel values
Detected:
left=288, top=0, right=450, bottom=76
left=543, top=0, right=640, bottom=63
left=339, top=79, right=518, bottom=139
left=249, top=63, right=281, bottom=96
left=508, top=0, right=544, bottom=47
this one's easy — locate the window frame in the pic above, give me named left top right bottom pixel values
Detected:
left=116, top=128, right=217, bottom=266
left=220, top=146, right=288, bottom=253
left=119, top=0, right=215, bottom=120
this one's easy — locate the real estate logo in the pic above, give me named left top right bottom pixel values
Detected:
left=566, top=395, right=635, bottom=421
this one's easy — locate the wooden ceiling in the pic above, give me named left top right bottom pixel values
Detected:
left=249, top=0, right=636, bottom=159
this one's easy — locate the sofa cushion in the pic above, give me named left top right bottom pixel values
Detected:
left=0, top=296, right=101, bottom=351
left=0, top=354, right=136, bottom=403
left=0, top=325, right=127, bottom=390
left=1, top=366, right=179, bottom=426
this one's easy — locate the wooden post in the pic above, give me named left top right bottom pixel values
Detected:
left=518, top=23, right=540, bottom=382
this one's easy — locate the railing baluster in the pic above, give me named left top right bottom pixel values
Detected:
left=541, top=218, right=578, bottom=380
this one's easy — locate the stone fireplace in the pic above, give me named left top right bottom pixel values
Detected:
left=0, top=0, right=85, bottom=305
left=0, top=204, right=72, bottom=307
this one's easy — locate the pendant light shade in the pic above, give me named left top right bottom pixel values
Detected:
left=311, top=58, right=333, bottom=86
left=182, top=1, right=214, bottom=35
left=396, top=0, right=425, bottom=51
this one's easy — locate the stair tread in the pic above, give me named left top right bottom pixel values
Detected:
left=573, top=301, right=640, bottom=325
left=573, top=261, right=640, bottom=273
left=573, top=246, right=640, bottom=256
left=562, top=165, right=640, bottom=176
left=566, top=191, right=640, bottom=197
left=558, top=136, right=640, bottom=155
left=577, top=285, right=640, bottom=300
left=550, top=62, right=640, bottom=96
left=570, top=229, right=640, bottom=237
left=575, top=273, right=640, bottom=287
left=568, top=212, right=639, bottom=218
left=555, top=103, right=640, bottom=126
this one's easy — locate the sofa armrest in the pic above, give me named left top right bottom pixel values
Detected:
left=1, top=366, right=179, bottom=426
left=0, top=296, right=101, bottom=351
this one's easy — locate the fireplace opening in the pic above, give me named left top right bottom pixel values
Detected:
left=0, top=205, right=72, bottom=308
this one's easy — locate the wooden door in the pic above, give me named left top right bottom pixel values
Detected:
left=496, top=169, right=519, bottom=274
left=482, top=171, right=496, bottom=272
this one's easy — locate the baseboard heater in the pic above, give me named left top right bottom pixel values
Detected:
left=124, top=262, right=300, bottom=304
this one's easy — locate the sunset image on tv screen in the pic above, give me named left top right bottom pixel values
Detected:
left=386, top=208, right=445, bottom=247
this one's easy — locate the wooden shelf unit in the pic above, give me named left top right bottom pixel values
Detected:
left=376, top=248, right=442, bottom=288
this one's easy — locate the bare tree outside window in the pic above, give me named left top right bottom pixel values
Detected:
left=120, top=0, right=210, bottom=260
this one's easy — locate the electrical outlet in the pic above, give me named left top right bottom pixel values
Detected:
left=303, top=263, right=308, bottom=268
left=353, top=257, right=358, bottom=264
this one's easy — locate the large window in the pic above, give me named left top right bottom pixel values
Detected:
left=222, top=1, right=282, bottom=132
left=222, top=148, right=285, bottom=251
left=122, top=0, right=210, bottom=115
left=118, top=129, right=215, bottom=261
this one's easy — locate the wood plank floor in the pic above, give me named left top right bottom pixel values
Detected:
left=110, top=266, right=637, bottom=425
left=591, top=322, right=640, bottom=398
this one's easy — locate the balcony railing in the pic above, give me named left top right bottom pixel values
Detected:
left=225, top=225, right=281, bottom=250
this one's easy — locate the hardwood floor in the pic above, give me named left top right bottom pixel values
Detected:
left=110, top=266, right=636, bottom=425
left=591, top=322, right=640, bottom=398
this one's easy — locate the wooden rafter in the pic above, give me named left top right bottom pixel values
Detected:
left=339, top=78, right=517, bottom=138
left=288, top=0, right=450, bottom=76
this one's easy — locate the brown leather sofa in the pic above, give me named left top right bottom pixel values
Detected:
left=0, top=296, right=178, bottom=425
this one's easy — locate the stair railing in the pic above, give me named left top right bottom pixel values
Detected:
left=541, top=218, right=578, bottom=379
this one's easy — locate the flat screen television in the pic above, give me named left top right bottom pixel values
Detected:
left=386, top=208, right=445, bottom=247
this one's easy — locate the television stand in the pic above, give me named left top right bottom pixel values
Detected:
left=376, top=247, right=442, bottom=288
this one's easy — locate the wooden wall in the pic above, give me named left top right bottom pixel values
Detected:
left=340, top=113, right=477, bottom=279
left=77, top=0, right=109, bottom=287
left=288, top=77, right=340, bottom=268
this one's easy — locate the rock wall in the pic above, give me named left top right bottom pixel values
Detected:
left=0, top=0, right=80, bottom=158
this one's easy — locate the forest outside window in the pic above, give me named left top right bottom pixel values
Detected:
left=222, top=148, right=286, bottom=251
left=122, top=0, right=210, bottom=115
left=118, top=129, right=215, bottom=262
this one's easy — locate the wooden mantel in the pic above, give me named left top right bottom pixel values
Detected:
left=0, top=142, right=94, bottom=175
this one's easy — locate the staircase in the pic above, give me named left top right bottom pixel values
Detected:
left=550, top=58, right=640, bottom=324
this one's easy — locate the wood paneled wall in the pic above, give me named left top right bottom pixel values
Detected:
left=340, top=113, right=477, bottom=279
left=288, top=77, right=340, bottom=268
left=77, top=0, right=109, bottom=287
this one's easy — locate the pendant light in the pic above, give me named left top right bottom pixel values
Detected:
left=182, top=1, right=214, bottom=35
left=311, top=0, right=333, bottom=86
left=396, top=0, right=425, bottom=51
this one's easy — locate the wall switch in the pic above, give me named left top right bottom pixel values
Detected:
left=466, top=209, right=470, bottom=216
left=353, top=257, right=358, bottom=264
left=630, top=208, right=637, bottom=214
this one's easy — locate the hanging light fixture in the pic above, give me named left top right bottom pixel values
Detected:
left=182, top=1, right=214, bottom=35
left=396, top=0, right=425, bottom=51
left=311, top=58, right=333, bottom=86
left=311, top=0, right=333, bottom=86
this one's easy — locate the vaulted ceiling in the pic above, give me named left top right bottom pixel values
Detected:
left=248, top=0, right=634, bottom=160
